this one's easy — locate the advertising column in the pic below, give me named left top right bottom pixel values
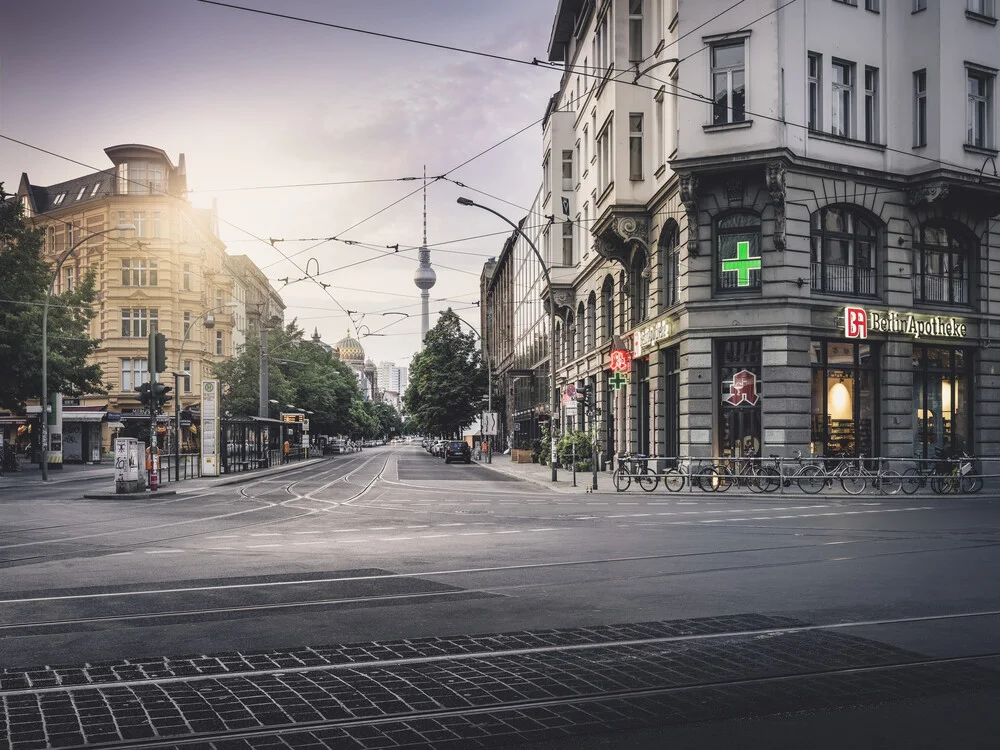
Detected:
left=201, top=380, right=220, bottom=476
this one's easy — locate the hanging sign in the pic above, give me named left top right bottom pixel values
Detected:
left=723, top=370, right=760, bottom=406
left=609, top=348, right=631, bottom=373
left=843, top=307, right=968, bottom=340
left=609, top=372, right=628, bottom=390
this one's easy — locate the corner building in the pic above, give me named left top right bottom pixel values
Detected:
left=487, top=0, right=1000, bottom=463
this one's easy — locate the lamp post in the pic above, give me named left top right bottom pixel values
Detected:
left=457, top=197, right=558, bottom=481
left=439, top=310, right=493, bottom=464
left=41, top=223, right=135, bottom=481
left=173, top=302, right=235, bottom=482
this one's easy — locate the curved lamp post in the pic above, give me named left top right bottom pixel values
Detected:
left=457, top=197, right=558, bottom=481
left=41, top=222, right=135, bottom=481
left=173, top=302, right=236, bottom=481
left=439, top=310, right=493, bottom=463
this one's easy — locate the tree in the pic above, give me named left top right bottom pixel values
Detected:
left=212, top=320, right=362, bottom=434
left=403, top=309, right=487, bottom=437
left=0, top=188, right=105, bottom=409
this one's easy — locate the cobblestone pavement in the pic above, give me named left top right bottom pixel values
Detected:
left=2, top=613, right=998, bottom=749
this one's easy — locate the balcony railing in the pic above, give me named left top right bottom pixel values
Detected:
left=810, top=262, right=876, bottom=296
left=914, top=274, right=969, bottom=305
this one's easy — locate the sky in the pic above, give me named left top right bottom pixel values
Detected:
left=0, top=0, right=560, bottom=366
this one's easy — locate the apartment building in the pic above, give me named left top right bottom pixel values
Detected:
left=483, top=0, right=1000, bottom=463
left=16, top=144, right=276, bottom=460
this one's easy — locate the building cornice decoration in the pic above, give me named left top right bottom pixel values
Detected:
left=908, top=182, right=950, bottom=206
left=543, top=283, right=576, bottom=321
left=679, top=173, right=699, bottom=256
left=765, top=162, right=787, bottom=251
left=594, top=213, right=651, bottom=270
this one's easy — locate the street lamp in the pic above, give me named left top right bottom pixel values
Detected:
left=457, top=197, right=558, bottom=481
left=40, top=222, right=135, bottom=481
left=439, top=310, right=493, bottom=463
left=173, top=301, right=236, bottom=481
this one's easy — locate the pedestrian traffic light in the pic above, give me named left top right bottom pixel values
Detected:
left=153, top=332, right=168, bottom=373
left=575, top=384, right=590, bottom=405
left=137, top=382, right=152, bottom=407
left=152, top=382, right=172, bottom=409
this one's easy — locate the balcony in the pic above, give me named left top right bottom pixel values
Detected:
left=810, top=263, right=876, bottom=297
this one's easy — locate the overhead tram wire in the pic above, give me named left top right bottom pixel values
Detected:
left=186, top=175, right=425, bottom=193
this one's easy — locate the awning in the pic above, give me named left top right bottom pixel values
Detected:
left=62, top=407, right=107, bottom=423
left=0, top=415, right=29, bottom=425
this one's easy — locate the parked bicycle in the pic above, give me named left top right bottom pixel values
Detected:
left=0, top=444, right=22, bottom=474
left=613, top=453, right=659, bottom=492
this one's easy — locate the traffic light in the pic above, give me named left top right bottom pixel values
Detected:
left=152, top=382, right=172, bottom=409
left=575, top=384, right=590, bottom=406
left=153, top=332, right=168, bottom=373
left=137, top=382, right=152, bottom=407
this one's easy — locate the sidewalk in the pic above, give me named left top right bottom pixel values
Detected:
left=472, top=453, right=611, bottom=494
left=0, top=456, right=330, bottom=496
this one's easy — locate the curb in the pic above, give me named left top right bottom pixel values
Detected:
left=83, top=490, right=178, bottom=500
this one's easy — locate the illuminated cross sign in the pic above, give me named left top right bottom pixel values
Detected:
left=609, top=372, right=628, bottom=390
left=721, top=240, right=761, bottom=287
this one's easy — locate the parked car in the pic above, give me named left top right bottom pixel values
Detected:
left=444, top=441, right=471, bottom=464
left=432, top=440, right=447, bottom=457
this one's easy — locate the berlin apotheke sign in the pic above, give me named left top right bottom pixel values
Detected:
left=632, top=319, right=671, bottom=357
left=843, top=307, right=968, bottom=340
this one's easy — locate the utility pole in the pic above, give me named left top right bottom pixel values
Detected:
left=259, top=322, right=269, bottom=418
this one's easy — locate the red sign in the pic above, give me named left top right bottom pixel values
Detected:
left=609, top=349, right=632, bottom=373
left=725, top=370, right=760, bottom=406
left=844, top=307, right=868, bottom=339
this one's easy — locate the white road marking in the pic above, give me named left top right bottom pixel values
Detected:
left=207, top=535, right=240, bottom=539
left=293, top=531, right=324, bottom=535
left=291, top=540, right=323, bottom=545
left=406, top=525, right=429, bottom=529
left=247, top=544, right=280, bottom=548
left=145, top=549, right=183, bottom=554
left=459, top=532, right=489, bottom=536
left=331, top=529, right=360, bottom=533
left=249, top=533, right=280, bottom=537
left=379, top=537, right=413, bottom=541
left=370, top=526, right=396, bottom=530
left=494, top=530, right=522, bottom=534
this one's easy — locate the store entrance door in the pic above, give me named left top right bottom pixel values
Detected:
left=718, top=339, right=763, bottom=458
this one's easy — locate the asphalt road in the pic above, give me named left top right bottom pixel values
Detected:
left=1, top=445, right=998, bottom=748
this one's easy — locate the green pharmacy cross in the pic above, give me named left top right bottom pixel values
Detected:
left=609, top=372, right=628, bottom=390
left=722, top=240, right=761, bottom=287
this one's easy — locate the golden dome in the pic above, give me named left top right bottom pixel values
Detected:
left=335, top=329, right=365, bottom=364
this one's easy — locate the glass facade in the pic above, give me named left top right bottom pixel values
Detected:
left=810, top=341, right=878, bottom=457
left=912, top=346, right=972, bottom=458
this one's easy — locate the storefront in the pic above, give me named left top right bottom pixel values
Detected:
left=912, top=345, right=972, bottom=458
left=61, top=405, right=107, bottom=463
left=717, top=338, right=763, bottom=458
left=809, top=340, right=878, bottom=458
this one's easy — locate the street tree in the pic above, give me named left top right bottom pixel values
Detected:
left=403, top=309, right=487, bottom=437
left=212, top=320, right=362, bottom=434
left=0, top=188, right=105, bottom=409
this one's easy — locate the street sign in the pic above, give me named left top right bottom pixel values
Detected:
left=514, top=422, right=521, bottom=431
left=481, top=412, right=498, bottom=436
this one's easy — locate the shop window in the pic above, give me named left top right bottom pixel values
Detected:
left=635, top=357, right=650, bottom=455
left=716, top=213, right=762, bottom=293
left=912, top=346, right=972, bottom=459
left=810, top=206, right=879, bottom=296
left=663, top=346, right=680, bottom=460
left=718, top=338, right=762, bottom=457
left=913, top=222, right=974, bottom=305
left=810, top=340, right=878, bottom=457
left=630, top=249, right=650, bottom=325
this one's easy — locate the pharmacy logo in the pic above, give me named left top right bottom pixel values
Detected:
left=844, top=307, right=868, bottom=339
left=721, top=240, right=761, bottom=287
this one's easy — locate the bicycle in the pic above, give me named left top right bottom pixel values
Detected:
left=661, top=458, right=688, bottom=493
left=612, top=453, right=659, bottom=492
left=838, top=455, right=902, bottom=496
left=711, top=450, right=779, bottom=493
left=0, top=444, right=21, bottom=475
left=794, top=452, right=855, bottom=494
left=928, top=450, right=982, bottom=494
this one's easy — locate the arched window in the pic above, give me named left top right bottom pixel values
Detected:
left=810, top=206, right=879, bottom=296
left=913, top=222, right=974, bottom=305
left=566, top=312, right=576, bottom=362
left=601, top=275, right=615, bottom=342
left=586, top=292, right=597, bottom=351
left=716, top=212, right=762, bottom=292
left=576, top=302, right=586, bottom=358
left=659, top=221, right=680, bottom=309
left=630, top=249, right=650, bottom=325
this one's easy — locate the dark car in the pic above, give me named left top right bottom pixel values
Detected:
left=444, top=441, right=471, bottom=464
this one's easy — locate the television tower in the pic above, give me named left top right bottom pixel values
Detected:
left=412, top=165, right=436, bottom=347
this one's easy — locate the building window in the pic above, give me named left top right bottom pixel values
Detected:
left=718, top=338, right=763, bottom=458
left=864, top=66, right=879, bottom=143
left=183, top=360, right=192, bottom=393
left=586, top=292, right=597, bottom=351
left=121, top=308, right=157, bottom=338
left=654, top=88, right=666, bottom=169
left=562, top=222, right=574, bottom=265
left=834, top=0, right=858, bottom=5
left=183, top=263, right=192, bottom=291
left=914, top=70, right=927, bottom=147
left=808, top=52, right=822, bottom=131
left=716, top=213, right=762, bottom=293
left=630, top=249, right=650, bottom=325
left=542, top=151, right=551, bottom=195
left=75, top=187, right=86, bottom=201
left=184, top=311, right=191, bottom=337
left=831, top=59, right=855, bottom=138
left=967, top=68, right=994, bottom=149
left=117, top=162, right=129, bottom=194
left=66, top=223, right=73, bottom=249
left=153, top=212, right=163, bottom=238
left=670, top=71, right=680, bottom=152
left=216, top=330, right=224, bottom=355
left=913, top=346, right=972, bottom=459
left=810, top=207, right=879, bottom=297
left=47, top=227, right=55, bottom=254
left=914, top=0, right=926, bottom=11
left=913, top=223, right=974, bottom=306
left=968, top=0, right=996, bottom=17
left=120, top=358, right=149, bottom=392
left=810, top=341, right=878, bottom=458
left=629, top=0, right=643, bottom=62
left=597, top=119, right=613, bottom=194
left=865, top=0, right=879, bottom=10
left=562, top=149, right=574, bottom=191
left=663, top=346, right=680, bottom=460
left=660, top=223, right=680, bottom=308
left=64, top=266, right=75, bottom=293
left=601, top=275, right=615, bottom=341
left=711, top=39, right=746, bottom=125
left=121, top=259, right=157, bottom=287
left=90, top=182, right=101, bottom=197
left=629, top=113, right=644, bottom=180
